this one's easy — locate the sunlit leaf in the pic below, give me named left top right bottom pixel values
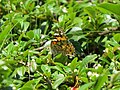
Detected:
left=97, top=3, right=120, bottom=16
left=84, top=6, right=96, bottom=19
left=21, top=77, right=42, bottom=90
left=79, top=54, right=97, bottom=72
left=17, top=66, right=26, bottom=76
left=0, top=24, right=12, bottom=46
left=52, top=74, right=65, bottom=89
left=94, top=72, right=108, bottom=90
left=23, top=22, right=30, bottom=32
left=79, top=82, right=95, bottom=90
left=113, top=34, right=120, bottom=43
left=69, top=57, right=78, bottom=71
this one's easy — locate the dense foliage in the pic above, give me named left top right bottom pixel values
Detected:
left=0, top=0, right=120, bottom=90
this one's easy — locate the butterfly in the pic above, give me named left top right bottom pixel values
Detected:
left=51, top=30, right=75, bottom=57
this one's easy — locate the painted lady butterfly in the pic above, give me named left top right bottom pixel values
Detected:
left=51, top=30, right=75, bottom=57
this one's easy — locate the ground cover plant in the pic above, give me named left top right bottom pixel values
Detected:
left=0, top=0, right=120, bottom=90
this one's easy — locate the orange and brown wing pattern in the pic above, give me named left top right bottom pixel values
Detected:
left=51, top=32, right=75, bottom=57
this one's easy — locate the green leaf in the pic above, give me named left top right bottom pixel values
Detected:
left=23, top=22, right=30, bottom=32
left=99, top=57, right=110, bottom=64
left=52, top=74, right=65, bottom=89
left=50, top=66, right=65, bottom=75
left=69, top=57, right=78, bottom=71
left=21, top=78, right=42, bottom=90
left=82, top=54, right=97, bottom=67
left=25, top=0, right=35, bottom=11
left=84, top=6, right=96, bottom=19
left=109, top=88, right=120, bottom=90
left=73, top=17, right=83, bottom=26
left=95, top=36, right=101, bottom=43
left=41, top=65, right=51, bottom=77
left=109, top=38, right=120, bottom=47
left=17, top=66, right=26, bottom=76
left=70, top=35, right=86, bottom=41
left=0, top=60, right=5, bottom=66
left=0, top=24, right=12, bottom=46
left=55, top=62, right=71, bottom=73
left=79, top=54, right=97, bottom=72
left=11, top=4, right=16, bottom=11
left=97, top=3, right=120, bottom=16
left=94, top=73, right=108, bottom=90
left=20, top=86, right=33, bottom=90
left=113, top=34, right=120, bottom=43
left=30, top=60, right=37, bottom=72
left=5, top=42, right=14, bottom=55
left=111, top=72, right=120, bottom=83
left=26, top=30, right=34, bottom=39
left=67, top=27, right=82, bottom=35
left=102, top=37, right=108, bottom=42
left=79, top=82, right=95, bottom=90
left=58, top=15, right=64, bottom=22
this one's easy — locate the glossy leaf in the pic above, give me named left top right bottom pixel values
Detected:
left=21, top=77, right=42, bottom=90
left=113, top=34, right=120, bottom=43
left=94, top=73, right=108, bottom=90
left=79, top=82, right=95, bottom=90
left=17, top=66, right=26, bottom=76
left=23, top=22, right=30, bottom=32
left=0, top=24, right=12, bottom=46
left=84, top=6, right=96, bottom=19
left=69, top=57, right=78, bottom=71
left=79, top=54, right=97, bottom=72
left=52, top=74, right=65, bottom=89
left=97, top=3, right=120, bottom=16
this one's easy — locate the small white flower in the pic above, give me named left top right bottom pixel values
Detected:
left=2, top=66, right=8, bottom=70
left=20, top=2, right=23, bottom=5
left=20, top=52, right=23, bottom=54
left=62, top=7, right=68, bottom=13
left=36, top=5, right=40, bottom=9
left=93, top=72, right=99, bottom=77
left=95, top=73, right=99, bottom=77
left=98, top=64, right=101, bottom=67
left=10, top=11, right=13, bottom=13
left=103, top=50, right=105, bottom=52
left=13, top=87, right=16, bottom=90
left=74, top=69, right=77, bottom=72
left=88, top=71, right=92, bottom=76
left=95, top=64, right=101, bottom=69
